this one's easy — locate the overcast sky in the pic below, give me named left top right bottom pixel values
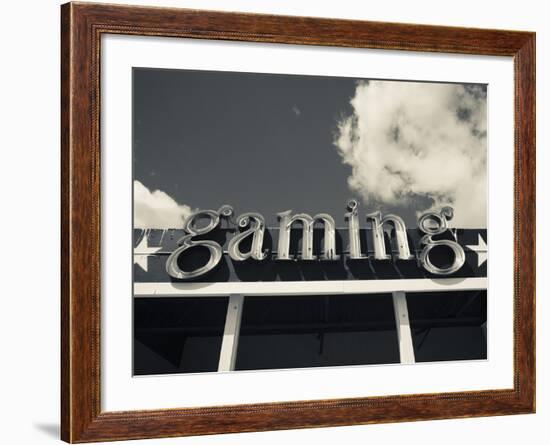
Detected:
left=133, top=68, right=487, bottom=229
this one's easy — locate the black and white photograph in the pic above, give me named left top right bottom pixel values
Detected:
left=0, top=0, right=543, bottom=442
left=132, top=68, right=488, bottom=375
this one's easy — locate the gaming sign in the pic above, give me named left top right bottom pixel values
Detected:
left=134, top=200, right=487, bottom=283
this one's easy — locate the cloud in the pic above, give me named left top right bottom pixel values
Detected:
left=334, top=80, right=487, bottom=228
left=134, top=180, right=193, bottom=229
left=291, top=105, right=301, bottom=117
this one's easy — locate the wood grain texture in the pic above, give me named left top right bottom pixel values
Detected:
left=60, top=2, right=536, bottom=442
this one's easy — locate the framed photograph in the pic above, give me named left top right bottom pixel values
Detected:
left=61, top=2, right=535, bottom=442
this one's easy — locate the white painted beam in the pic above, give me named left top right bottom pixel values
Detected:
left=217, top=294, right=244, bottom=372
left=134, top=277, right=487, bottom=298
left=392, top=291, right=415, bottom=365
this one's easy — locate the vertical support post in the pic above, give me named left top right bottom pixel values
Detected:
left=392, top=291, right=415, bottom=364
left=218, top=294, right=244, bottom=372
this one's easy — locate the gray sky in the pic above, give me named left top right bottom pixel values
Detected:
left=133, top=68, right=487, bottom=228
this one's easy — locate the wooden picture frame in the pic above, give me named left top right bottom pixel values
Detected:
left=61, top=2, right=535, bottom=442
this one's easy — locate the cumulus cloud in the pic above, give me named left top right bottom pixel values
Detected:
left=334, top=80, right=487, bottom=228
left=134, top=180, right=193, bottom=229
